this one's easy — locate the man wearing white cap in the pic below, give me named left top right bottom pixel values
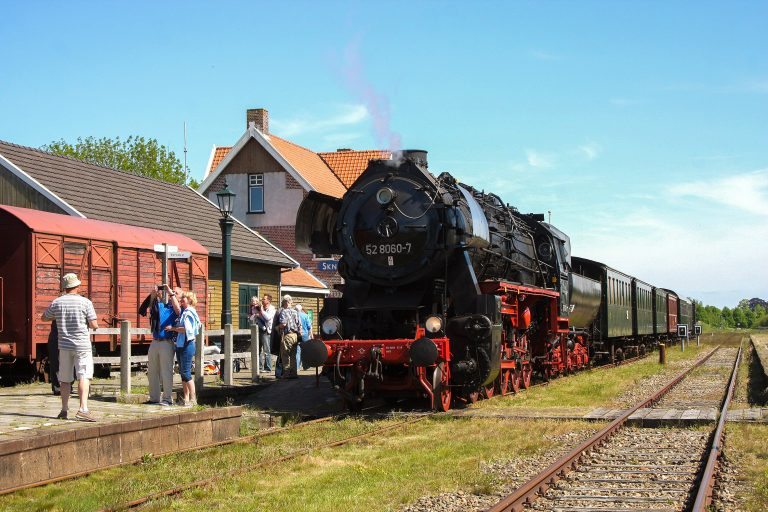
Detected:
left=42, top=273, right=99, bottom=421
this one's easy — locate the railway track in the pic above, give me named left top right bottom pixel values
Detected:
left=486, top=345, right=741, bottom=512
left=87, top=354, right=651, bottom=510
left=0, top=343, right=655, bottom=501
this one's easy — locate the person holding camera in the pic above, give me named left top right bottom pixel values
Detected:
left=139, top=284, right=180, bottom=406
left=252, top=294, right=276, bottom=372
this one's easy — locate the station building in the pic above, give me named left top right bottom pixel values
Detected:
left=198, top=108, right=391, bottom=297
left=0, top=140, right=327, bottom=331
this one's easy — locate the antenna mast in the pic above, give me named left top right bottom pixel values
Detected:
left=183, top=122, right=189, bottom=184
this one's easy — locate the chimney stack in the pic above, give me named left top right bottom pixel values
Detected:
left=247, top=108, right=269, bottom=134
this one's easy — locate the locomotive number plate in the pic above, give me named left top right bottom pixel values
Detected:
left=364, top=243, right=412, bottom=256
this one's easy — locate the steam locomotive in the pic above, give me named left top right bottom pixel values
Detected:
left=296, top=150, right=695, bottom=411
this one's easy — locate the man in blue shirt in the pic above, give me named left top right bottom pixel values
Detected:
left=139, top=284, right=180, bottom=406
left=295, top=304, right=313, bottom=370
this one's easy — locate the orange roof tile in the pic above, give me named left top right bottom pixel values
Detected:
left=209, top=146, right=231, bottom=175
left=281, top=267, right=328, bottom=290
left=318, top=149, right=392, bottom=188
left=269, top=136, right=347, bottom=198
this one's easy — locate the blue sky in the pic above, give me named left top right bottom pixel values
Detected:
left=2, top=1, right=766, bottom=308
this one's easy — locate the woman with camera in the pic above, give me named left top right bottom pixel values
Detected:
left=138, top=284, right=180, bottom=406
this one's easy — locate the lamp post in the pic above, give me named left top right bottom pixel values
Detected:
left=216, top=181, right=236, bottom=328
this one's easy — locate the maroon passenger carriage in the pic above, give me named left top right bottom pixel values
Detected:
left=296, top=151, right=601, bottom=411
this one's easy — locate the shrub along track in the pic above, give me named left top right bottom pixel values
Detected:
left=486, top=345, right=740, bottom=512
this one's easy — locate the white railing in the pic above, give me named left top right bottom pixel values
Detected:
left=99, top=322, right=263, bottom=394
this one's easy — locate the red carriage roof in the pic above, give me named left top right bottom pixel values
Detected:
left=0, top=205, right=207, bottom=254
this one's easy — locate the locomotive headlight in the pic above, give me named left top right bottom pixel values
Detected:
left=376, top=187, right=396, bottom=205
left=321, top=316, right=342, bottom=336
left=425, top=316, right=443, bottom=334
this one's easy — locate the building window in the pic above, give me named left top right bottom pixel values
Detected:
left=249, top=174, right=264, bottom=213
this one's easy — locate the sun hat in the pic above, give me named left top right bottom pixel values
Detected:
left=62, top=273, right=81, bottom=289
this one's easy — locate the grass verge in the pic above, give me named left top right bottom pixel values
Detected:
left=0, top=417, right=598, bottom=512
left=476, top=340, right=708, bottom=410
left=725, top=423, right=768, bottom=512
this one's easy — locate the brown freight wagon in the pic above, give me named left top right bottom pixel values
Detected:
left=0, top=205, right=208, bottom=379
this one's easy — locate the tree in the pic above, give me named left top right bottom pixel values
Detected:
left=732, top=307, right=747, bottom=328
left=43, top=136, right=199, bottom=188
left=721, top=307, right=734, bottom=328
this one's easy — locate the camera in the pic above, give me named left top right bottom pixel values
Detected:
left=157, top=285, right=164, bottom=291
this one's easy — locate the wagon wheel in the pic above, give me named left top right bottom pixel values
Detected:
left=432, top=363, right=452, bottom=412
left=496, top=369, right=510, bottom=395
left=497, top=369, right=514, bottom=395
left=509, top=368, right=520, bottom=393
left=520, top=363, right=532, bottom=389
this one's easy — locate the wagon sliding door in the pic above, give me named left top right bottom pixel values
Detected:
left=32, top=235, right=62, bottom=357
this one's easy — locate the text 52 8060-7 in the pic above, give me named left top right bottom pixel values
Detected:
left=365, top=243, right=412, bottom=256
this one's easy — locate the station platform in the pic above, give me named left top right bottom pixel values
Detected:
left=0, top=380, right=241, bottom=493
left=0, top=365, right=343, bottom=493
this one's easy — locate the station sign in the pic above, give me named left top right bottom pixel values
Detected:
left=316, top=260, right=339, bottom=272
left=168, top=251, right=191, bottom=260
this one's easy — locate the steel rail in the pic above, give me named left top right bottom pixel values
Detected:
left=691, top=344, right=743, bottom=510
left=101, top=416, right=426, bottom=511
left=485, top=346, right=721, bottom=512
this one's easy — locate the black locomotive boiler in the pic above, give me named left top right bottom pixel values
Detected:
left=296, top=151, right=597, bottom=409
left=296, top=150, right=607, bottom=410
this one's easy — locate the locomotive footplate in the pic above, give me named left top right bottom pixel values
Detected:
left=323, top=337, right=450, bottom=366
left=323, top=337, right=452, bottom=406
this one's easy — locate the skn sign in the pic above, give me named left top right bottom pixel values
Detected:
left=316, top=260, right=339, bottom=272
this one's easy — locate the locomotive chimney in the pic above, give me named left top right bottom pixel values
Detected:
left=395, top=149, right=428, bottom=168
left=246, top=108, right=269, bottom=134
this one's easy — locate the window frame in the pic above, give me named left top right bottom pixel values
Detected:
left=248, top=173, right=265, bottom=214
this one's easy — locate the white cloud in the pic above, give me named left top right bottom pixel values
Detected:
left=578, top=142, right=601, bottom=161
left=670, top=169, right=768, bottom=216
left=528, top=49, right=560, bottom=61
left=270, top=104, right=369, bottom=137
left=569, top=205, right=768, bottom=308
left=526, top=149, right=554, bottom=169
